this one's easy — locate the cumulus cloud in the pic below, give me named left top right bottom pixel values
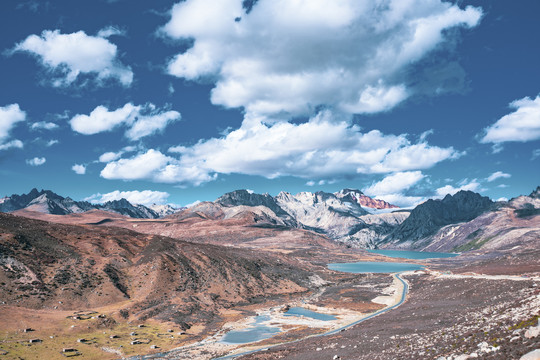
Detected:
left=184, top=200, right=201, bottom=208
left=96, top=26, right=126, bottom=38
left=11, top=29, right=133, bottom=87
left=364, top=171, right=425, bottom=196
left=31, top=121, right=58, bottom=130
left=169, top=112, right=458, bottom=180
left=99, top=151, right=123, bottom=163
left=70, top=103, right=180, bottom=140
left=435, top=179, right=481, bottom=197
left=99, top=110, right=458, bottom=186
left=26, top=157, right=46, bottom=166
left=480, top=95, right=540, bottom=143
left=84, top=190, right=170, bottom=206
left=363, top=171, right=426, bottom=208
left=162, top=0, right=481, bottom=118
left=100, top=149, right=215, bottom=186
left=72, top=164, right=86, bottom=175
left=71, top=103, right=138, bottom=135
left=98, top=146, right=138, bottom=163
left=0, top=104, right=26, bottom=150
left=486, top=171, right=511, bottom=182
left=0, top=140, right=24, bottom=150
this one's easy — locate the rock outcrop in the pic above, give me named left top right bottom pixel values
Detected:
left=383, top=190, right=494, bottom=245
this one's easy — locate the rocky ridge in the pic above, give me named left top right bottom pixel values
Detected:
left=408, top=189, right=540, bottom=255
left=0, top=188, right=179, bottom=219
left=215, top=189, right=406, bottom=247
left=335, top=188, right=399, bottom=210
left=383, top=191, right=494, bottom=246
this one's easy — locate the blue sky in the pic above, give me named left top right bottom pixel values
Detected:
left=1, top=0, right=539, bottom=208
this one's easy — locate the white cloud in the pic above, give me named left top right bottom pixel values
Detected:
left=162, top=0, right=481, bottom=118
left=486, top=171, right=511, bottom=182
left=480, top=95, right=540, bottom=143
left=100, top=149, right=215, bottom=186
left=496, top=197, right=508, bottom=202
left=0, top=140, right=23, bottom=150
left=96, top=26, right=125, bottom=38
left=70, top=103, right=180, bottom=140
left=84, top=190, right=170, bottom=206
left=99, top=151, right=123, bottom=163
left=72, top=164, right=86, bottom=175
left=533, top=149, right=540, bottom=160
left=184, top=200, right=201, bottom=208
left=46, top=139, right=59, bottom=147
left=70, top=103, right=139, bottom=135
left=435, top=179, right=481, bottom=197
left=172, top=111, right=458, bottom=181
left=11, top=29, right=133, bottom=87
left=306, top=181, right=315, bottom=187
left=369, top=144, right=463, bottom=173
left=98, top=145, right=139, bottom=163
left=363, top=171, right=426, bottom=208
left=0, top=104, right=26, bottom=149
left=26, top=157, right=46, bottom=166
left=98, top=111, right=457, bottom=186
left=125, top=109, right=181, bottom=140
left=31, top=121, right=59, bottom=130
left=363, top=171, right=425, bottom=196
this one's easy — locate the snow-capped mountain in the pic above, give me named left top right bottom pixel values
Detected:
left=214, top=189, right=407, bottom=247
left=335, top=189, right=399, bottom=210
left=149, top=204, right=183, bottom=217
left=0, top=188, right=180, bottom=219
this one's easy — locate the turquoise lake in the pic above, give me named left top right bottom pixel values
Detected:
left=284, top=307, right=336, bottom=321
left=328, top=261, right=424, bottom=273
left=368, top=249, right=459, bottom=259
left=220, top=315, right=281, bottom=344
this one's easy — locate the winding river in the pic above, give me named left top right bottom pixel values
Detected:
left=213, top=272, right=410, bottom=360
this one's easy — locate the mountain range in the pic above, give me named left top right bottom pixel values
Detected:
left=0, top=188, right=180, bottom=218
left=2, top=186, right=539, bottom=253
left=1, top=186, right=539, bottom=359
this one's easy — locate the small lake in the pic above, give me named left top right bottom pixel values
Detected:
left=328, top=261, right=424, bottom=273
left=220, top=315, right=281, bottom=344
left=368, top=249, right=459, bottom=259
left=284, top=307, right=336, bottom=321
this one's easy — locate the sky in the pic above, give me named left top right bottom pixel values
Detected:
left=1, top=0, right=539, bottom=208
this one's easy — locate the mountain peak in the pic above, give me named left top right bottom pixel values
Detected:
left=334, top=189, right=398, bottom=209
left=338, top=188, right=364, bottom=196
left=530, top=186, right=540, bottom=199
left=0, top=189, right=161, bottom=219
left=385, top=190, right=493, bottom=243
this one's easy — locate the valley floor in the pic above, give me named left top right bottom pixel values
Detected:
left=237, top=271, right=540, bottom=360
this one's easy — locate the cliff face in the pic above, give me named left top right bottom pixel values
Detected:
left=383, top=191, right=494, bottom=244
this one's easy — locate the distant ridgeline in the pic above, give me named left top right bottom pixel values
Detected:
left=0, top=188, right=179, bottom=218
left=2, top=186, right=539, bottom=253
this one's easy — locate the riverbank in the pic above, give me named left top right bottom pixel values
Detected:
left=238, top=272, right=540, bottom=360
left=128, top=271, right=410, bottom=360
